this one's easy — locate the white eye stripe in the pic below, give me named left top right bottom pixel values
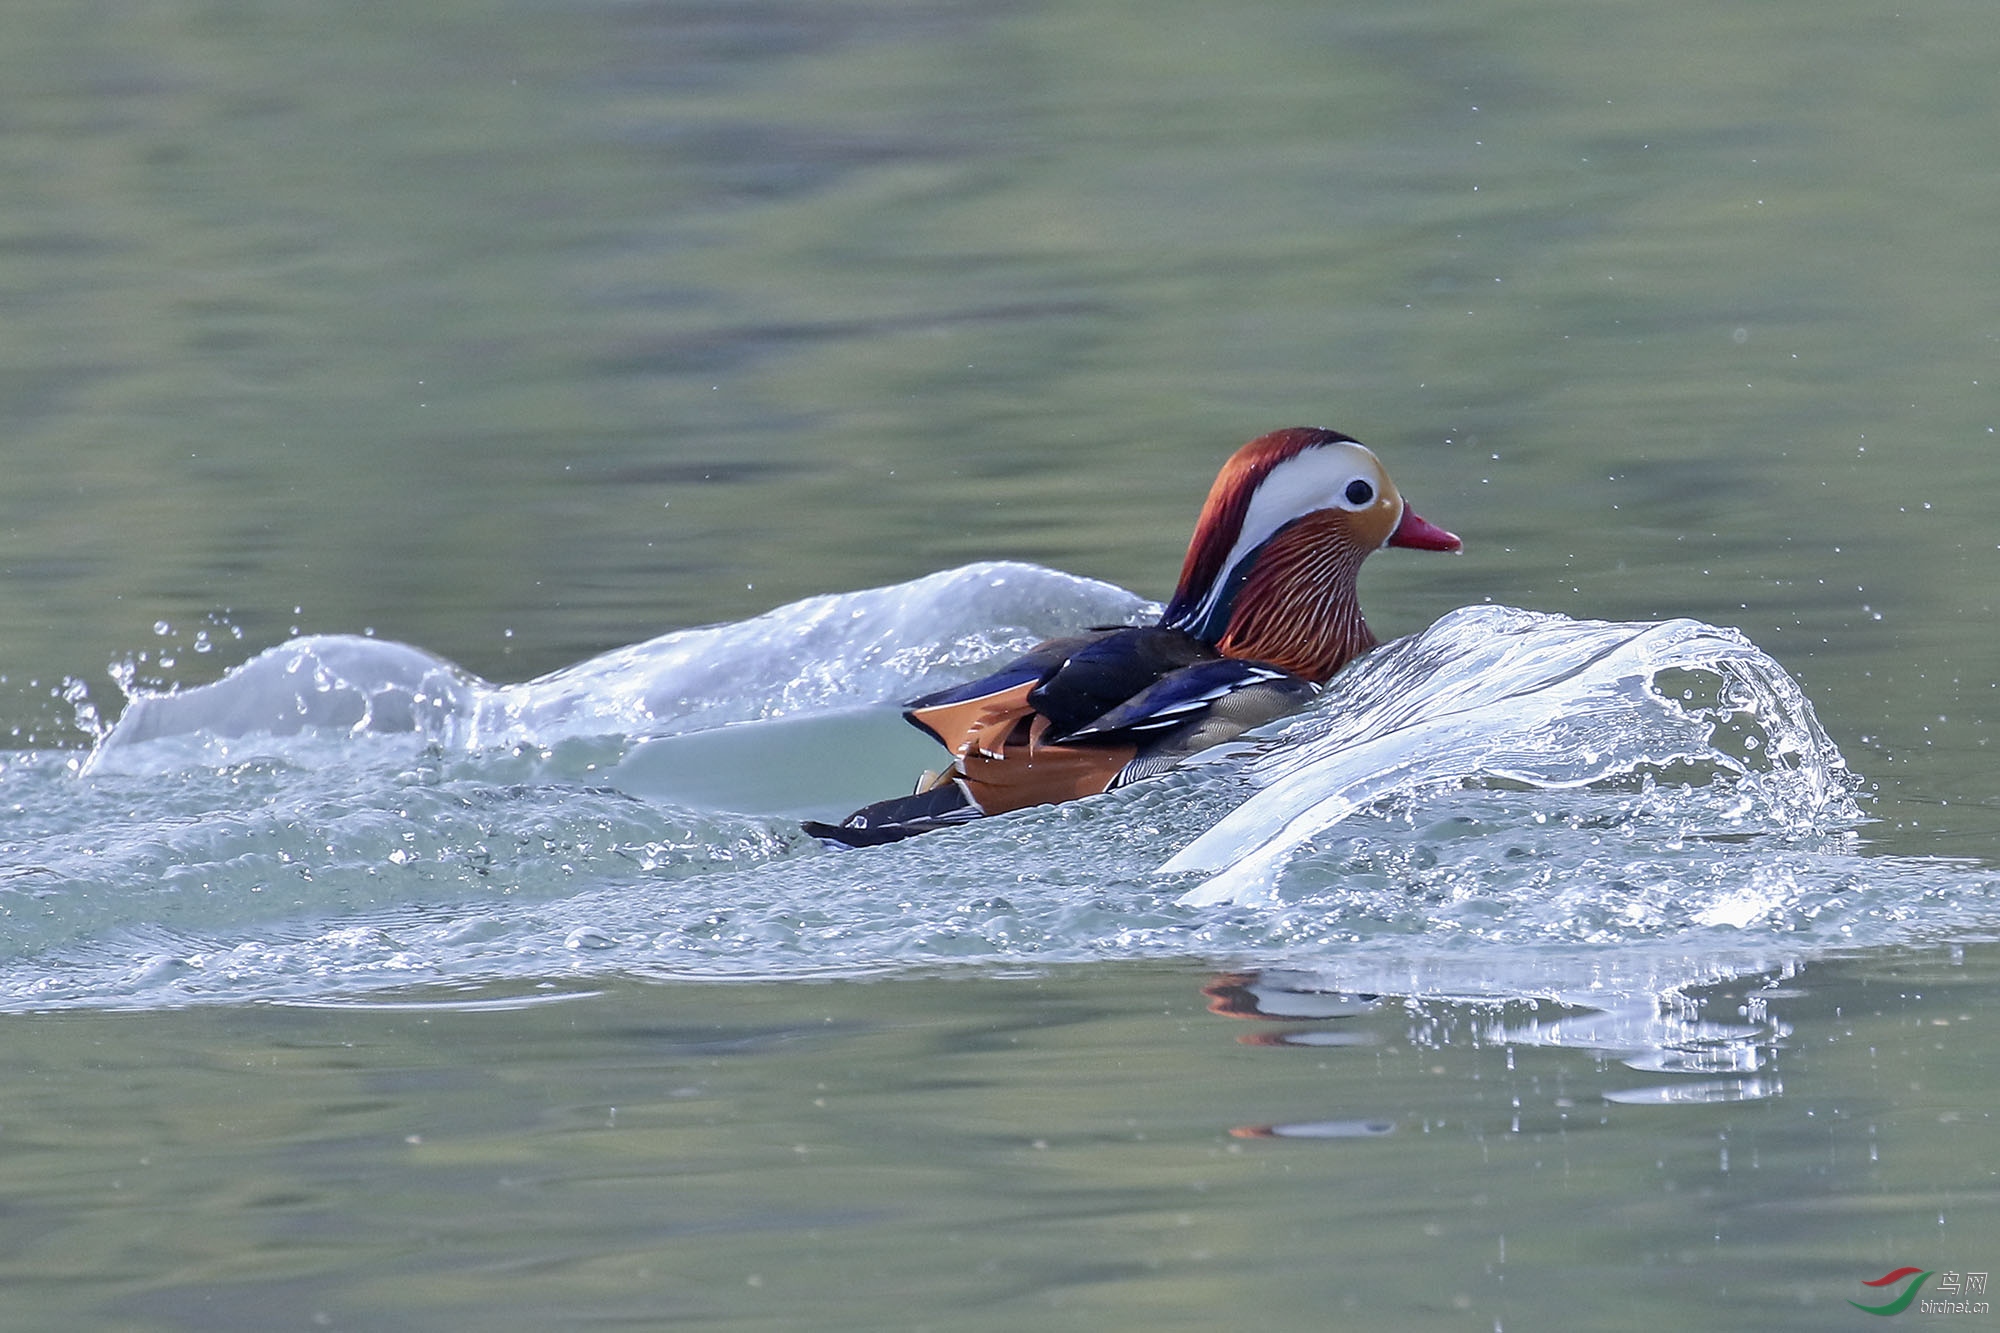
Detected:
left=1186, top=441, right=1395, bottom=627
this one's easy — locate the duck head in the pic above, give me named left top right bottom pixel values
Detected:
left=1158, top=427, right=1460, bottom=682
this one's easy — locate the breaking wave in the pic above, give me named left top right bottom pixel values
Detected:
left=0, top=563, right=1991, bottom=1042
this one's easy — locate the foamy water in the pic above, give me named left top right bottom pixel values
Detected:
left=4, top=563, right=1992, bottom=1066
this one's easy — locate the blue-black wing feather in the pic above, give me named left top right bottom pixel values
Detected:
left=1046, top=657, right=1308, bottom=744
left=902, top=624, right=1312, bottom=753
left=1023, top=627, right=1220, bottom=741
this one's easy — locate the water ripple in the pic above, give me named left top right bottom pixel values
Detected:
left=0, top=565, right=1990, bottom=1026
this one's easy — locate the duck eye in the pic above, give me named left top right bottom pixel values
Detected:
left=1343, top=478, right=1375, bottom=507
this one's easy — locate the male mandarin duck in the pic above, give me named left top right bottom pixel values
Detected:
left=803, top=427, right=1460, bottom=847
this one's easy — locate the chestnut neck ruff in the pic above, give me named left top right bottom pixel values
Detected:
left=1204, top=509, right=1375, bottom=682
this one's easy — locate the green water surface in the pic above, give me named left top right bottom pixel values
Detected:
left=1, top=0, right=1997, bottom=1327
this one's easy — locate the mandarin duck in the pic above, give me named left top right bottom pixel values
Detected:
left=803, top=427, right=1460, bottom=846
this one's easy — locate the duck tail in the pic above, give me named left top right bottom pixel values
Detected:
left=801, top=775, right=984, bottom=848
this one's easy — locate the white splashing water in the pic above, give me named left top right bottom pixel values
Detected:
left=1, top=563, right=1991, bottom=1027
left=1167, top=605, right=1857, bottom=904
left=89, top=562, right=1149, bottom=764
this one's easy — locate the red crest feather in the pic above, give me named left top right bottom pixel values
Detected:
left=1162, top=427, right=1357, bottom=624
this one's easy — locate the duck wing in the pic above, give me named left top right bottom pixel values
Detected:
left=1022, top=626, right=1221, bottom=740
left=902, top=626, right=1212, bottom=757
left=1094, top=660, right=1319, bottom=784
left=903, top=631, right=1113, bottom=751
left=814, top=632, right=1319, bottom=845
left=908, top=626, right=1307, bottom=758
left=1048, top=657, right=1313, bottom=744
